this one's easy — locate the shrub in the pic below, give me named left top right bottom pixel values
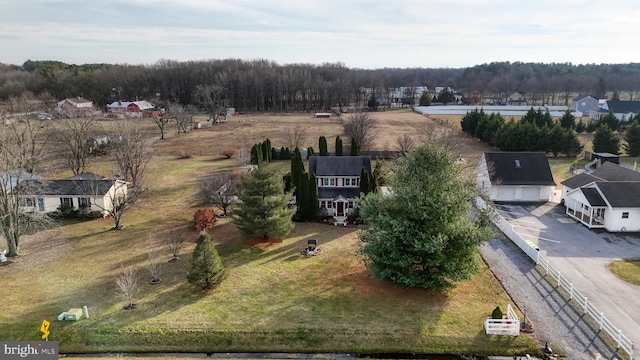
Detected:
left=193, top=208, right=216, bottom=232
left=221, top=148, right=235, bottom=159
left=491, top=306, right=503, bottom=319
left=178, top=150, right=192, bottom=159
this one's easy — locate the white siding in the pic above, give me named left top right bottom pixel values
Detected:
left=604, top=208, right=640, bottom=232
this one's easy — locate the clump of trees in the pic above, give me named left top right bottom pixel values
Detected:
left=461, top=108, right=583, bottom=157
left=357, top=142, right=493, bottom=290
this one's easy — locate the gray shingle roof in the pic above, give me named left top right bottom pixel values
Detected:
left=18, top=180, right=114, bottom=196
left=66, top=172, right=106, bottom=180
left=562, top=162, right=640, bottom=188
left=596, top=182, right=640, bottom=208
left=581, top=188, right=606, bottom=206
left=318, top=188, right=360, bottom=200
left=605, top=100, right=640, bottom=114
left=484, top=152, right=555, bottom=186
left=309, top=156, right=372, bottom=177
left=561, top=173, right=599, bottom=188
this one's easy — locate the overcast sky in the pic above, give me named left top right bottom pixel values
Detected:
left=1, top=0, right=639, bottom=69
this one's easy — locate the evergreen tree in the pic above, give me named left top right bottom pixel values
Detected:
left=598, top=111, right=620, bottom=131
left=271, top=147, right=278, bottom=160
left=575, top=119, right=586, bottom=133
left=319, top=136, right=328, bottom=156
left=307, top=173, right=318, bottom=220
left=592, top=124, right=620, bottom=154
left=294, top=171, right=309, bottom=221
left=359, top=167, right=370, bottom=195
left=187, top=232, right=228, bottom=290
left=306, top=147, right=315, bottom=159
left=290, top=147, right=304, bottom=198
left=233, top=165, right=295, bottom=242
left=335, top=136, right=343, bottom=156
left=436, top=87, right=455, bottom=105
left=261, top=139, right=271, bottom=163
left=250, top=144, right=263, bottom=165
left=419, top=91, right=431, bottom=106
left=559, top=109, right=575, bottom=129
left=624, top=120, right=640, bottom=157
left=357, top=142, right=492, bottom=290
left=460, top=108, right=485, bottom=135
left=350, top=138, right=359, bottom=156
left=561, top=128, right=584, bottom=157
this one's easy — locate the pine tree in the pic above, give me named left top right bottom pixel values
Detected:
left=350, top=138, right=359, bottom=156
left=359, top=167, right=370, bottom=195
left=307, top=172, right=318, bottom=220
left=294, top=171, right=309, bottom=221
left=233, top=165, right=295, bottom=241
left=290, top=148, right=304, bottom=199
left=592, top=124, right=620, bottom=154
left=419, top=91, right=431, bottom=106
left=335, top=136, right=343, bottom=156
left=187, top=232, right=228, bottom=290
left=319, top=136, right=328, bottom=156
left=306, top=147, right=315, bottom=159
left=624, top=121, right=640, bottom=157
left=559, top=109, right=575, bottom=129
left=357, top=142, right=492, bottom=290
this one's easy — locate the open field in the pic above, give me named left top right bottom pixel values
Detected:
left=1, top=109, right=536, bottom=356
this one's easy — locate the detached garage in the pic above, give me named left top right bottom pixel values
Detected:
left=477, top=152, right=556, bottom=203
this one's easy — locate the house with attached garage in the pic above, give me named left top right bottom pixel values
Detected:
left=309, top=156, right=371, bottom=226
left=476, top=152, right=556, bottom=203
left=15, top=178, right=127, bottom=216
left=560, top=162, right=640, bottom=231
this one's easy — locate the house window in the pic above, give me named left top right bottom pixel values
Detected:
left=20, top=197, right=36, bottom=207
left=348, top=201, right=354, bottom=208
left=329, top=178, right=335, bottom=186
left=319, top=200, right=325, bottom=208
left=60, top=197, right=73, bottom=208
left=622, top=212, right=629, bottom=219
left=78, top=197, right=91, bottom=208
left=327, top=202, right=333, bottom=209
left=345, top=178, right=352, bottom=186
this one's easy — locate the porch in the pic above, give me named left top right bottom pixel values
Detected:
left=566, top=207, right=605, bottom=229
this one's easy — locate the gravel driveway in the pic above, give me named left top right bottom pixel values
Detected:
left=480, top=235, right=624, bottom=360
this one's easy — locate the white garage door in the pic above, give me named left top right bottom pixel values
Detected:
left=521, top=187, right=541, bottom=201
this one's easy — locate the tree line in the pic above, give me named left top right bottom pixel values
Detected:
left=3, top=60, right=640, bottom=111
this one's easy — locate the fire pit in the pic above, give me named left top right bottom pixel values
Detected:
left=301, top=238, right=323, bottom=256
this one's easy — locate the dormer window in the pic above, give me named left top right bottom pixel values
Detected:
left=514, top=160, right=521, bottom=168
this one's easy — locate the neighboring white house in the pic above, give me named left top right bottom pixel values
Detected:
left=309, top=156, right=372, bottom=226
left=563, top=181, right=640, bottom=232
left=559, top=161, right=640, bottom=204
left=506, top=92, right=526, bottom=106
left=477, top=152, right=556, bottom=203
left=17, top=179, right=127, bottom=216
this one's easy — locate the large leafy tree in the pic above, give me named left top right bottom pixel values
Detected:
left=624, top=120, right=640, bottom=157
left=592, top=124, right=620, bottom=154
left=357, top=142, right=492, bottom=290
left=187, top=232, right=227, bottom=290
left=233, top=165, right=295, bottom=241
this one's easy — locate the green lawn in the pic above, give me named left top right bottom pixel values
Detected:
left=0, top=132, right=537, bottom=356
left=608, top=259, right=640, bottom=286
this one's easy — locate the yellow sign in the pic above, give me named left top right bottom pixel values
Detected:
left=40, top=319, right=50, bottom=340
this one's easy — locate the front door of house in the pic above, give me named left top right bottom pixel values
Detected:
left=336, top=202, right=344, bottom=216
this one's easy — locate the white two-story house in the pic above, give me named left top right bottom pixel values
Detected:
left=309, top=156, right=372, bottom=225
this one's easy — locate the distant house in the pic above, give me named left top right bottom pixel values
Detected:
left=571, top=95, right=599, bottom=115
left=591, top=100, right=640, bottom=120
left=477, top=152, right=556, bottom=203
left=309, top=156, right=372, bottom=226
left=56, top=97, right=94, bottom=118
left=16, top=179, right=127, bottom=216
left=507, top=92, right=526, bottom=106
left=107, top=101, right=163, bottom=118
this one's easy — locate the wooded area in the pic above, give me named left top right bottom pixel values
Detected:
left=2, top=60, right=640, bottom=112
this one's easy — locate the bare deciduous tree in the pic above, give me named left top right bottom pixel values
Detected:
left=146, top=232, right=163, bottom=284
left=114, top=265, right=139, bottom=310
left=198, top=170, right=242, bottom=217
left=111, top=120, right=152, bottom=189
left=193, top=84, right=228, bottom=122
left=165, top=229, right=186, bottom=262
left=287, top=126, right=308, bottom=149
left=395, top=134, right=416, bottom=156
left=0, top=111, right=50, bottom=257
left=152, top=115, right=172, bottom=140
left=53, top=117, right=95, bottom=175
left=343, top=111, right=377, bottom=153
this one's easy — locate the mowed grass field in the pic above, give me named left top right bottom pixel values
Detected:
left=0, top=109, right=537, bottom=356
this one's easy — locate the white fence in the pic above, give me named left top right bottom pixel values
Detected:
left=484, top=304, right=520, bottom=336
left=476, top=197, right=634, bottom=360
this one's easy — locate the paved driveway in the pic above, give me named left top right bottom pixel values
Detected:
left=495, top=202, right=640, bottom=347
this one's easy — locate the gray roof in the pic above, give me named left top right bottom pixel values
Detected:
left=318, top=188, right=360, bottom=200
left=605, top=100, right=640, bottom=114
left=562, top=162, right=640, bottom=188
left=66, top=172, right=106, bottom=180
left=309, top=156, right=372, bottom=177
left=581, top=188, right=606, bottom=206
left=484, top=152, right=555, bottom=186
left=17, top=180, right=114, bottom=196
left=596, top=182, right=640, bottom=208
